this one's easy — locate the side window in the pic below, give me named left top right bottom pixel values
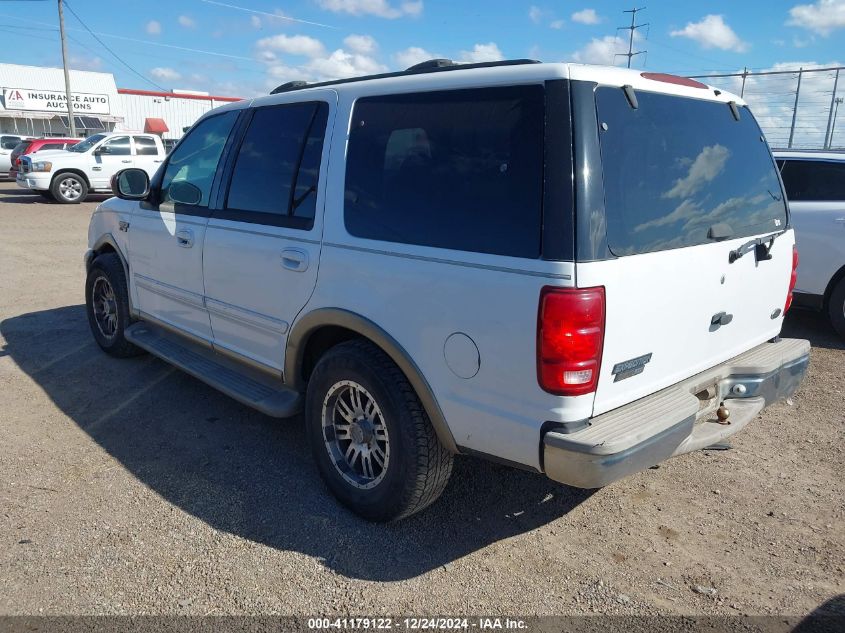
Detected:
left=133, top=136, right=159, bottom=156
left=343, top=86, right=545, bottom=258
left=40, top=143, right=64, bottom=151
left=224, top=101, right=328, bottom=228
left=159, top=110, right=239, bottom=209
left=780, top=160, right=845, bottom=201
left=101, top=136, right=131, bottom=156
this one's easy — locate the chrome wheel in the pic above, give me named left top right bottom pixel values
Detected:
left=92, top=276, right=118, bottom=339
left=58, top=176, right=83, bottom=201
left=322, top=380, right=390, bottom=489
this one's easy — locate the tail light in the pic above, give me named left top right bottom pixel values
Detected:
left=784, top=245, right=799, bottom=313
left=537, top=286, right=605, bottom=396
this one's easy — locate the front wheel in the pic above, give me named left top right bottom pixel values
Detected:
left=305, top=340, right=453, bottom=522
left=51, top=172, right=88, bottom=204
left=828, top=278, right=845, bottom=339
left=85, top=253, right=143, bottom=357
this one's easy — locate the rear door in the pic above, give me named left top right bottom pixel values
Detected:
left=577, top=87, right=793, bottom=416
left=201, top=93, right=334, bottom=373
left=777, top=158, right=845, bottom=296
left=133, top=135, right=166, bottom=178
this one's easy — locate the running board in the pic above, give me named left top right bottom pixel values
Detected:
left=124, top=322, right=302, bottom=418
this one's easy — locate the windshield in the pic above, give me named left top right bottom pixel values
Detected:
left=67, top=134, right=106, bottom=153
left=596, top=88, right=788, bottom=256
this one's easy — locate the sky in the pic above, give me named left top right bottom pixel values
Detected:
left=0, top=0, right=843, bottom=144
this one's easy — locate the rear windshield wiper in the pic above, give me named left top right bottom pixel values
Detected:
left=728, top=230, right=785, bottom=264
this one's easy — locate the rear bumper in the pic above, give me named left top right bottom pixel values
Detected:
left=543, top=338, right=810, bottom=489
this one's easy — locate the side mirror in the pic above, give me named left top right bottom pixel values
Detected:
left=94, top=145, right=110, bottom=155
left=168, top=180, right=202, bottom=206
left=111, top=168, right=150, bottom=200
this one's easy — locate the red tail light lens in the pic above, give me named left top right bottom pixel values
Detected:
left=784, top=245, right=799, bottom=314
left=537, top=286, right=605, bottom=396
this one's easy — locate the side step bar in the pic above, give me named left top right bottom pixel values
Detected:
left=125, top=322, right=302, bottom=418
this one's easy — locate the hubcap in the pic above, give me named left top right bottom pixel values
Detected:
left=59, top=177, right=82, bottom=200
left=92, top=276, right=118, bottom=339
left=322, top=380, right=390, bottom=490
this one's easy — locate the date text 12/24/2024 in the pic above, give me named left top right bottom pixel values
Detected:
left=308, top=618, right=527, bottom=630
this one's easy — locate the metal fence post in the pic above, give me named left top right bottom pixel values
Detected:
left=740, top=67, right=748, bottom=98
left=788, top=68, right=803, bottom=149
left=824, top=68, right=840, bottom=149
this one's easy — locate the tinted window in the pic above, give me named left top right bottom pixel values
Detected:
left=160, top=110, right=238, bottom=208
left=779, top=160, right=845, bottom=201
left=344, top=86, right=544, bottom=258
left=102, top=136, right=131, bottom=156
left=597, top=89, right=787, bottom=256
left=39, top=143, right=65, bottom=151
left=11, top=141, right=31, bottom=157
left=1, top=136, right=21, bottom=150
left=133, top=136, right=159, bottom=156
left=225, top=102, right=328, bottom=228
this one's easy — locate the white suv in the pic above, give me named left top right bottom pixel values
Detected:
left=84, top=60, right=809, bottom=521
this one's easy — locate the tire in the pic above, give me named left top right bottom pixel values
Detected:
left=305, top=339, right=453, bottom=522
left=828, top=277, right=845, bottom=339
left=51, top=172, right=88, bottom=204
left=85, top=253, right=144, bottom=357
left=38, top=191, right=55, bottom=201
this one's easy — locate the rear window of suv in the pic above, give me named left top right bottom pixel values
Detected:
left=344, top=85, right=544, bottom=258
left=596, top=88, right=787, bottom=256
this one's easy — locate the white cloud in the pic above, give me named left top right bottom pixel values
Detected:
left=662, top=145, right=731, bottom=199
left=787, top=0, right=845, bottom=36
left=250, top=14, right=262, bottom=28
left=257, top=50, right=278, bottom=63
left=458, top=42, right=504, bottom=63
left=550, top=19, right=565, bottom=29
left=529, top=6, right=543, bottom=24
left=69, top=55, right=103, bottom=71
left=145, top=20, right=162, bottom=35
left=178, top=15, right=196, bottom=28
left=394, top=46, right=439, bottom=68
left=571, top=35, right=626, bottom=65
left=344, top=34, right=378, bottom=54
left=316, top=0, right=422, bottom=19
left=571, top=8, right=601, bottom=25
left=670, top=15, right=749, bottom=52
left=306, top=49, right=388, bottom=80
left=150, top=67, right=181, bottom=82
left=256, top=34, right=326, bottom=57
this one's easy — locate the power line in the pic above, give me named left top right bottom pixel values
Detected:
left=63, top=1, right=165, bottom=90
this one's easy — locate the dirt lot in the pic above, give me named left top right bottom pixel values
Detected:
left=0, top=180, right=842, bottom=619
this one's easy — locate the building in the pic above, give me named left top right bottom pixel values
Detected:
left=0, top=62, right=241, bottom=140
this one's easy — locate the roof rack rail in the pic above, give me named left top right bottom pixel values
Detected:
left=268, top=58, right=541, bottom=95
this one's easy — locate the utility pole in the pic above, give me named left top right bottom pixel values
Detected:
left=824, top=68, right=840, bottom=149
left=787, top=68, right=803, bottom=149
left=58, top=0, right=77, bottom=137
left=616, top=7, right=648, bottom=69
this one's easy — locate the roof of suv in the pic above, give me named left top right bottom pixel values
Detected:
left=253, top=59, right=742, bottom=109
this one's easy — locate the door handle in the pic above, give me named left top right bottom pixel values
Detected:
left=121, top=159, right=132, bottom=164
left=176, top=229, right=194, bottom=248
left=281, top=248, right=309, bottom=272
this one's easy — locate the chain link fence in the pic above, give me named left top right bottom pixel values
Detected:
left=688, top=66, right=843, bottom=150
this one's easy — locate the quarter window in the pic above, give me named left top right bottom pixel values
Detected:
left=159, top=110, right=238, bottom=208
left=343, top=86, right=545, bottom=258
left=224, top=101, right=328, bottom=228
left=779, top=160, right=845, bottom=201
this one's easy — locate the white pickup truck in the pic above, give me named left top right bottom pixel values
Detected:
left=16, top=131, right=165, bottom=203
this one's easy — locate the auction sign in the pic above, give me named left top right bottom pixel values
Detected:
left=3, top=88, right=110, bottom=114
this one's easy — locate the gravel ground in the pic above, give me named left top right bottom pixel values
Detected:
left=0, top=181, right=842, bottom=620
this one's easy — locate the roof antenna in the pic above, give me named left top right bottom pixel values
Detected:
left=614, top=7, right=649, bottom=69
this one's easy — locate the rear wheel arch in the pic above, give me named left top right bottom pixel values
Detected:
left=824, top=264, right=845, bottom=308
left=88, top=235, right=134, bottom=315
left=286, top=309, right=458, bottom=454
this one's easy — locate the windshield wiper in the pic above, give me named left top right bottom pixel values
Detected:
left=728, top=230, right=784, bottom=264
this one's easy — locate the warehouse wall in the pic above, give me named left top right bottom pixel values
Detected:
left=116, top=92, right=239, bottom=139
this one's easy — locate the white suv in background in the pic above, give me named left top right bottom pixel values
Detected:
left=774, top=150, right=845, bottom=338
left=16, top=131, right=165, bottom=203
left=0, top=134, right=31, bottom=174
left=84, top=60, right=809, bottom=521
